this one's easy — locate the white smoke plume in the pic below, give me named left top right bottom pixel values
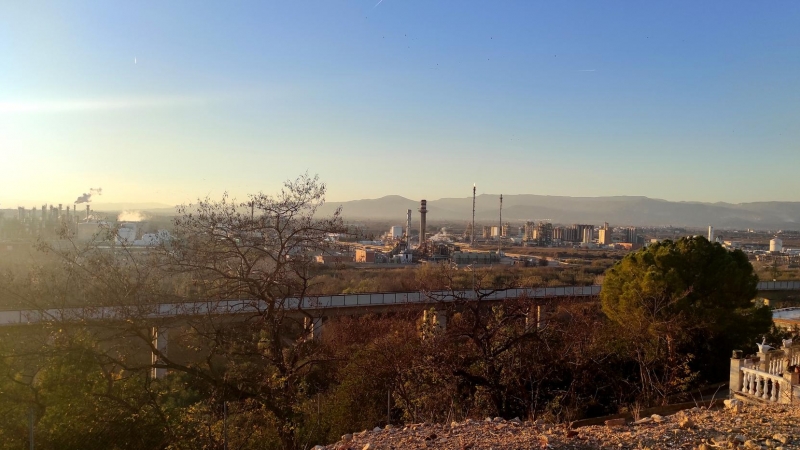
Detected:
left=117, top=210, right=145, bottom=222
left=75, top=187, right=102, bottom=204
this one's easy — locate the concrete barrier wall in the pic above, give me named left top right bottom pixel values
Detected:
left=0, top=281, right=778, bottom=326
left=757, top=281, right=800, bottom=290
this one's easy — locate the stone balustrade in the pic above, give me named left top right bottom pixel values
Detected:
left=731, top=342, right=800, bottom=404
left=740, top=368, right=788, bottom=403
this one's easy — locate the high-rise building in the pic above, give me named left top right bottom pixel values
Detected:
left=598, top=228, right=612, bottom=245
left=623, top=227, right=638, bottom=244
left=536, top=222, right=553, bottom=246
left=708, top=226, right=714, bottom=242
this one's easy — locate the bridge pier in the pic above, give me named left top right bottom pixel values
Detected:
left=525, top=305, right=545, bottom=330
left=304, top=316, right=324, bottom=340
left=422, top=308, right=446, bottom=337
left=151, top=326, right=168, bottom=379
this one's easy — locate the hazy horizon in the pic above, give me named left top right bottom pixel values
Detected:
left=8, top=191, right=800, bottom=212
left=2, top=2, right=800, bottom=207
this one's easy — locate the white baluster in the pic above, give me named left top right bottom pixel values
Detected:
left=753, top=374, right=761, bottom=397
left=760, top=376, right=768, bottom=399
left=772, top=380, right=780, bottom=402
left=749, top=373, right=756, bottom=395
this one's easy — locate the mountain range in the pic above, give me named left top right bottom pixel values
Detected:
left=317, top=195, right=800, bottom=230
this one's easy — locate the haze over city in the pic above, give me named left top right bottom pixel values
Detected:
left=7, top=3, right=800, bottom=449
left=2, top=1, right=800, bottom=207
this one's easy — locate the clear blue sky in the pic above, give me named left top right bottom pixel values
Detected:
left=1, top=1, right=799, bottom=207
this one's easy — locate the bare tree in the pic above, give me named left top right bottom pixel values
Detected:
left=415, top=262, right=546, bottom=417
left=13, top=174, right=346, bottom=449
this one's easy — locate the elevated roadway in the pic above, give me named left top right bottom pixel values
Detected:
left=0, top=280, right=797, bottom=327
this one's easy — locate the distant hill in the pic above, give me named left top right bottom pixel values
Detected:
left=317, top=195, right=800, bottom=230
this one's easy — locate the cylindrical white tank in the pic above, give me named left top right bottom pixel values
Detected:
left=390, top=226, right=403, bottom=240
left=770, top=238, right=783, bottom=253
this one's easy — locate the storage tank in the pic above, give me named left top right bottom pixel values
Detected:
left=770, top=238, right=783, bottom=253
left=390, top=226, right=403, bottom=240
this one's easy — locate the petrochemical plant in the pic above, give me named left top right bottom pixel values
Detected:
left=3, top=187, right=797, bottom=269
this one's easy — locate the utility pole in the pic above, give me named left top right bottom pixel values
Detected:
left=471, top=183, right=476, bottom=247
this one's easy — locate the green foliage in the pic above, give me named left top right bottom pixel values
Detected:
left=601, top=236, right=771, bottom=401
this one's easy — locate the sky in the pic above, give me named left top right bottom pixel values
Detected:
left=1, top=1, right=799, bottom=208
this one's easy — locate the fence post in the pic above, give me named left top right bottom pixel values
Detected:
left=730, top=350, right=744, bottom=397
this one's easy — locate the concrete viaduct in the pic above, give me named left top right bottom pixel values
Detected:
left=1, top=280, right=797, bottom=378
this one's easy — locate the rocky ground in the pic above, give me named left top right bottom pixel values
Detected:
left=316, top=400, right=800, bottom=450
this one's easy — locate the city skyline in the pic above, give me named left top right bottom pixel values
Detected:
left=2, top=2, right=800, bottom=207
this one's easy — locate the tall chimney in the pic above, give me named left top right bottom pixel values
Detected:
left=86, top=204, right=90, bottom=220
left=406, top=209, right=412, bottom=250
left=418, top=200, right=427, bottom=250
left=471, top=183, right=476, bottom=247
left=499, top=194, right=503, bottom=254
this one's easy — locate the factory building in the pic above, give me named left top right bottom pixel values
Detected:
left=355, top=249, right=388, bottom=263
left=524, top=221, right=536, bottom=241
left=116, top=223, right=138, bottom=245
left=451, top=251, right=500, bottom=265
left=501, top=222, right=510, bottom=238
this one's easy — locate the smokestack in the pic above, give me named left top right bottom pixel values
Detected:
left=471, top=183, right=476, bottom=247
left=406, top=209, right=412, bottom=250
left=419, top=200, right=427, bottom=250
left=499, top=194, right=503, bottom=254
left=86, top=205, right=90, bottom=220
